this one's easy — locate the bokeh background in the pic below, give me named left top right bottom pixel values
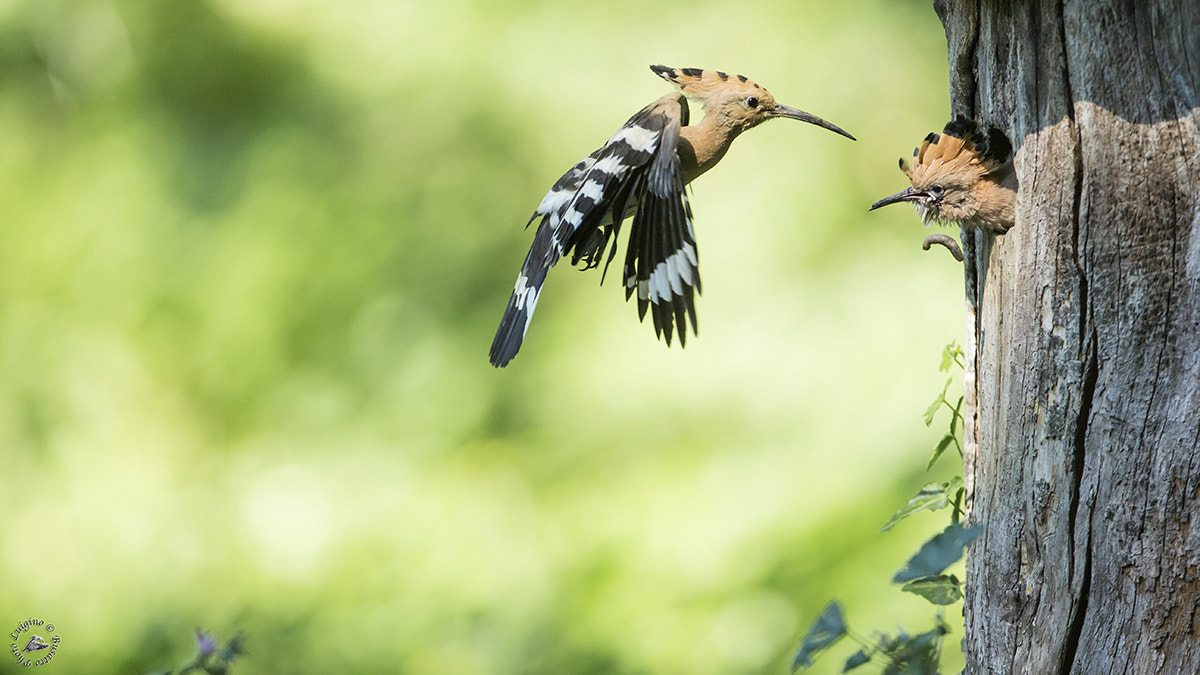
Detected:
left=0, top=0, right=966, bottom=672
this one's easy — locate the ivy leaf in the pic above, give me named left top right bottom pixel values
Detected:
left=893, top=522, right=983, bottom=583
left=900, top=624, right=950, bottom=671
left=880, top=478, right=963, bottom=532
left=939, top=346, right=956, bottom=372
left=909, top=623, right=951, bottom=660
left=922, top=398, right=941, bottom=427
left=881, top=482, right=949, bottom=532
left=842, top=649, right=872, bottom=671
left=874, top=621, right=948, bottom=674
left=923, top=378, right=953, bottom=426
left=901, top=574, right=963, bottom=605
left=940, top=342, right=963, bottom=372
left=950, top=486, right=966, bottom=524
left=791, top=600, right=847, bottom=671
left=926, top=433, right=957, bottom=470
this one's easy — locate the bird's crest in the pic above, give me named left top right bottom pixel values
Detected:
left=650, top=65, right=767, bottom=103
left=900, top=116, right=1012, bottom=186
left=871, top=115, right=1016, bottom=234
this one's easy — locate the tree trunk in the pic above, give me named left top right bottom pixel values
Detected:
left=932, top=0, right=1200, bottom=671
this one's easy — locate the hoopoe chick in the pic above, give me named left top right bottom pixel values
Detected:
left=490, top=65, right=855, bottom=367
left=870, top=116, right=1016, bottom=234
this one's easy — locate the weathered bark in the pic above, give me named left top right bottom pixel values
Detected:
left=933, top=0, right=1200, bottom=672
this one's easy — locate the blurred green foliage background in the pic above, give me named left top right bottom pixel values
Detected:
left=0, top=0, right=965, bottom=672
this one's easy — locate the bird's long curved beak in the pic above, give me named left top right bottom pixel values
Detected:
left=773, top=105, right=856, bottom=141
left=869, top=187, right=925, bottom=211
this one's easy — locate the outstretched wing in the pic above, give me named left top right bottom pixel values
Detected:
left=618, top=102, right=700, bottom=349
left=489, top=92, right=698, bottom=367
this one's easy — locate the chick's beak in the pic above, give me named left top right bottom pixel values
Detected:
left=869, top=187, right=926, bottom=211
left=772, top=104, right=856, bottom=141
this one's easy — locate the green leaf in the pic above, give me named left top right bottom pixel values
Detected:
left=940, top=342, right=963, bottom=372
left=923, top=389, right=946, bottom=427
left=791, top=600, right=847, bottom=671
left=893, top=522, right=983, bottom=583
left=901, top=574, right=963, bottom=605
left=950, top=486, right=965, bottom=524
left=939, top=347, right=955, bottom=372
left=875, top=621, right=948, bottom=675
left=925, top=433, right=956, bottom=470
left=880, top=481, right=954, bottom=532
left=842, top=649, right=872, bottom=671
left=900, top=625, right=950, bottom=674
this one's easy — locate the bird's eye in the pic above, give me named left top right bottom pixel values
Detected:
left=930, top=185, right=945, bottom=195
left=746, top=97, right=759, bottom=109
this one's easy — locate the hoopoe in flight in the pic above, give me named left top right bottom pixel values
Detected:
left=489, top=65, right=855, bottom=367
left=869, top=116, right=1016, bottom=234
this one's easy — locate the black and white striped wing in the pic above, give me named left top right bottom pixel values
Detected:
left=619, top=100, right=700, bottom=349
left=489, top=92, right=697, bottom=367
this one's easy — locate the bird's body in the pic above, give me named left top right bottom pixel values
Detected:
left=490, top=65, right=854, bottom=367
left=870, top=116, right=1016, bottom=234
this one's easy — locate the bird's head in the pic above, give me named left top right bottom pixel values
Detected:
left=650, top=65, right=855, bottom=140
left=870, top=116, right=1015, bottom=230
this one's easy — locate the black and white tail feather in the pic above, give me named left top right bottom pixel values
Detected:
left=489, top=92, right=698, bottom=367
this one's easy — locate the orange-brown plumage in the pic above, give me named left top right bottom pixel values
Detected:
left=650, top=66, right=854, bottom=183
left=872, top=116, right=1016, bottom=234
